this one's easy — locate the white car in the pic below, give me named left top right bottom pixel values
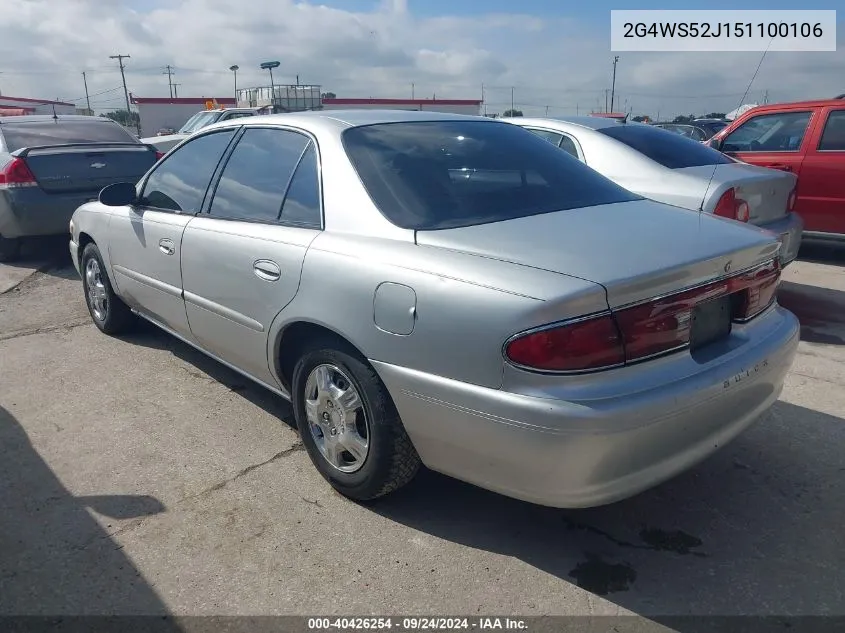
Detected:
left=503, top=116, right=804, bottom=266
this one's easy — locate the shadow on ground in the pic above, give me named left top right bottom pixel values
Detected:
left=367, top=400, right=845, bottom=625
left=0, top=405, right=181, bottom=623
left=778, top=280, right=845, bottom=345
left=797, top=242, right=845, bottom=266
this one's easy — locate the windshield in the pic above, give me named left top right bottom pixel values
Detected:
left=598, top=124, right=733, bottom=169
left=1, top=120, right=137, bottom=151
left=342, top=120, right=640, bottom=231
left=178, top=111, right=220, bottom=134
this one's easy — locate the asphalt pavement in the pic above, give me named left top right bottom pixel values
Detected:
left=1, top=237, right=843, bottom=624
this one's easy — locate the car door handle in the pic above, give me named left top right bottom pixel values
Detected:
left=767, top=164, right=793, bottom=172
left=253, top=259, right=281, bottom=282
left=158, top=238, right=175, bottom=255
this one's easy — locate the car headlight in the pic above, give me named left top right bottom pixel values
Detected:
left=69, top=218, right=74, bottom=236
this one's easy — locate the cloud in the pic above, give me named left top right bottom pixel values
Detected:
left=0, top=0, right=842, bottom=119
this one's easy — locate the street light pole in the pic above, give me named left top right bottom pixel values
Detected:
left=260, top=61, right=280, bottom=110
left=610, top=55, right=620, bottom=113
left=229, top=65, right=239, bottom=103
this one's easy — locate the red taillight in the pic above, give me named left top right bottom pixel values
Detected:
left=0, top=157, right=37, bottom=189
left=713, top=187, right=749, bottom=222
left=787, top=188, right=797, bottom=212
left=155, top=151, right=165, bottom=161
left=505, top=259, right=781, bottom=372
left=504, top=314, right=625, bottom=372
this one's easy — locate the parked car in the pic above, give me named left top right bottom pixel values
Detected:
left=0, top=114, right=161, bottom=262
left=708, top=98, right=845, bottom=243
left=505, top=116, right=803, bottom=266
left=141, top=108, right=259, bottom=154
left=69, top=111, right=798, bottom=509
left=653, top=119, right=728, bottom=142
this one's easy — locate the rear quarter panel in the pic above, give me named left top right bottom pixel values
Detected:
left=267, top=232, right=610, bottom=390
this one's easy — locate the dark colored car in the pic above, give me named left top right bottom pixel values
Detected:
left=0, top=115, right=160, bottom=261
left=653, top=119, right=728, bottom=142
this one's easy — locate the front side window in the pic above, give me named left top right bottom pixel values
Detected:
left=342, top=120, right=639, bottom=231
left=209, top=127, right=310, bottom=223
left=598, top=124, right=733, bottom=169
left=178, top=111, right=219, bottom=134
left=140, top=129, right=235, bottom=212
left=818, top=110, right=845, bottom=151
left=222, top=112, right=254, bottom=121
left=1, top=120, right=137, bottom=151
left=722, top=111, right=812, bottom=153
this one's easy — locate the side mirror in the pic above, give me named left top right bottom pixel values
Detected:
left=99, top=182, right=138, bottom=207
left=708, top=137, right=723, bottom=151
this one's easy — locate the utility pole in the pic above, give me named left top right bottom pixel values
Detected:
left=411, top=83, right=415, bottom=99
left=109, top=54, right=132, bottom=114
left=82, top=71, right=91, bottom=114
left=481, top=83, right=486, bottom=116
left=763, top=90, right=769, bottom=104
left=511, top=86, right=514, bottom=113
left=163, top=65, right=175, bottom=98
left=605, top=89, right=609, bottom=113
left=172, top=83, right=181, bottom=98
left=610, top=55, right=620, bottom=113
left=545, top=105, right=549, bottom=116
left=296, top=74, right=300, bottom=86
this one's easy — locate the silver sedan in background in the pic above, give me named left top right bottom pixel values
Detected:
left=69, top=110, right=798, bottom=509
left=504, top=116, right=804, bottom=266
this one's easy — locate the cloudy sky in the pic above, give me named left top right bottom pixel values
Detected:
left=1, top=0, right=842, bottom=118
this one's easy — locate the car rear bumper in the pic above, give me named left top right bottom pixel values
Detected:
left=758, top=212, right=803, bottom=266
left=372, top=305, right=799, bottom=508
left=0, top=190, right=97, bottom=239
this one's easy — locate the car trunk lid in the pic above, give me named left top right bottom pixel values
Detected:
left=14, top=143, right=157, bottom=194
left=681, top=162, right=797, bottom=225
left=415, top=199, right=781, bottom=309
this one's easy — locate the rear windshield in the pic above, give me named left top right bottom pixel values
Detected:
left=598, top=124, right=733, bottom=169
left=1, top=120, right=137, bottom=151
left=342, top=121, right=640, bottom=231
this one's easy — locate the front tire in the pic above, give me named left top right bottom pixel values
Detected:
left=292, top=340, right=421, bottom=501
left=0, top=236, right=21, bottom=263
left=81, top=242, right=135, bottom=335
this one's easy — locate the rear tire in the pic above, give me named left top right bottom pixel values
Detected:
left=291, top=339, right=421, bottom=501
left=0, top=236, right=21, bottom=263
left=81, top=242, right=135, bottom=335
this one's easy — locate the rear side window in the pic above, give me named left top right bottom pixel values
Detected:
left=342, top=120, right=639, bottom=231
left=141, top=129, right=235, bottom=212
left=598, top=124, right=733, bottom=169
left=1, top=120, right=137, bottom=151
left=209, top=127, right=310, bottom=222
left=280, top=143, right=322, bottom=227
left=559, top=136, right=580, bottom=159
left=818, top=110, right=845, bottom=151
left=526, top=128, right=563, bottom=145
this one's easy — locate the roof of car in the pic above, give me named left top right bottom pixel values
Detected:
left=743, top=98, right=845, bottom=112
left=0, top=114, right=118, bottom=124
left=205, top=108, right=490, bottom=133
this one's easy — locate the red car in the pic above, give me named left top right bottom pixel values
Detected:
left=710, top=98, right=845, bottom=243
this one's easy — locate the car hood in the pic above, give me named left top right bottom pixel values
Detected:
left=415, top=199, right=781, bottom=308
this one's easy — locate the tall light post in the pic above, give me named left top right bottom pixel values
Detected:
left=260, top=61, right=280, bottom=109
left=229, top=65, right=239, bottom=103
left=610, top=55, right=620, bottom=113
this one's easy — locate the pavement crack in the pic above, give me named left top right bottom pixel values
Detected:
left=790, top=371, right=845, bottom=387
left=0, top=319, right=90, bottom=342
left=180, top=441, right=305, bottom=502
left=300, top=496, right=323, bottom=508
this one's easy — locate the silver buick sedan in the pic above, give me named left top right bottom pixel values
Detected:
left=69, top=110, right=799, bottom=508
left=503, top=116, right=804, bottom=266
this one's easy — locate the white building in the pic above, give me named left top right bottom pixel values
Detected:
left=321, top=98, right=482, bottom=115
left=0, top=95, right=76, bottom=116
left=131, top=96, right=236, bottom=137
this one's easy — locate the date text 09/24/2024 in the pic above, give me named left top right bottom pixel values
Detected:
left=307, top=618, right=528, bottom=630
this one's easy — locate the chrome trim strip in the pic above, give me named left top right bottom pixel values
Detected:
left=131, top=309, right=290, bottom=400
left=112, top=265, right=182, bottom=298
left=183, top=290, right=264, bottom=332
left=802, top=230, right=845, bottom=243
left=612, top=258, right=779, bottom=312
